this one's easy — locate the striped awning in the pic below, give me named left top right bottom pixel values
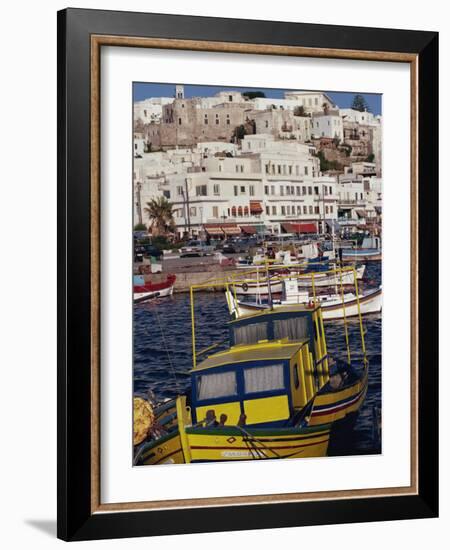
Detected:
left=282, top=222, right=318, bottom=234
left=204, top=225, right=224, bottom=235
left=222, top=224, right=241, bottom=235
left=249, top=200, right=263, bottom=214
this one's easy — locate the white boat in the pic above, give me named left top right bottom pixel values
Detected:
left=226, top=280, right=382, bottom=321
left=231, top=265, right=365, bottom=296
left=133, top=274, right=176, bottom=304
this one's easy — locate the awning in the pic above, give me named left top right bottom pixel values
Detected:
left=293, top=222, right=318, bottom=233
left=222, top=224, right=241, bottom=235
left=249, top=200, right=263, bottom=214
left=240, top=225, right=257, bottom=234
left=281, top=223, right=295, bottom=233
left=204, top=225, right=224, bottom=236
left=355, top=209, right=366, bottom=218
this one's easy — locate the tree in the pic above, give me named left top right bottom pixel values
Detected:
left=242, top=91, right=266, bottom=99
left=134, top=222, right=147, bottom=231
left=351, top=94, right=370, bottom=112
left=366, top=153, right=375, bottom=163
left=144, top=196, right=175, bottom=236
left=231, top=124, right=247, bottom=143
left=294, top=105, right=307, bottom=117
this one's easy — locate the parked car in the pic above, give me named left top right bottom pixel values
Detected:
left=134, top=244, right=161, bottom=262
left=180, top=240, right=214, bottom=257
left=222, top=237, right=258, bottom=254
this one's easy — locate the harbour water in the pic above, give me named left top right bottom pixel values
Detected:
left=134, top=261, right=382, bottom=457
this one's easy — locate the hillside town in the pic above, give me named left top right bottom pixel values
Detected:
left=133, top=85, right=382, bottom=241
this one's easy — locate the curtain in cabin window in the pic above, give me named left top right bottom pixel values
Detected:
left=233, top=322, right=268, bottom=345
left=244, top=364, right=285, bottom=394
left=273, top=317, right=308, bottom=341
left=197, top=371, right=237, bottom=400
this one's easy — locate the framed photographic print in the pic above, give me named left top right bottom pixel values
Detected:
left=57, top=8, right=439, bottom=541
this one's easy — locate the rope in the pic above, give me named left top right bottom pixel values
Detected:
left=144, top=309, right=182, bottom=394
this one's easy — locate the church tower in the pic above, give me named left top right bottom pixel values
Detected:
left=175, top=84, right=184, bottom=99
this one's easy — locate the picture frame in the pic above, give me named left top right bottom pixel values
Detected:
left=57, top=8, right=439, bottom=541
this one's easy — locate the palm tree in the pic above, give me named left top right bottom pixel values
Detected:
left=144, top=196, right=175, bottom=236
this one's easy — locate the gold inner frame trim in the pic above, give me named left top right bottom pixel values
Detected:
left=90, top=34, right=419, bottom=514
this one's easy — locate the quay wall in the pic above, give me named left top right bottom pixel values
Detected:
left=143, top=267, right=245, bottom=292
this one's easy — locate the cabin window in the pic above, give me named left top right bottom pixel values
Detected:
left=244, top=364, right=284, bottom=394
left=233, top=322, right=268, bottom=345
left=197, top=371, right=237, bottom=400
left=274, top=317, right=308, bottom=341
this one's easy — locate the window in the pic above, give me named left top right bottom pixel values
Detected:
left=196, top=185, right=208, bottom=197
left=238, top=206, right=243, bottom=217
left=297, top=205, right=301, bottom=214
left=204, top=115, right=208, bottom=124
left=281, top=206, right=286, bottom=215
left=178, top=118, right=182, bottom=125
left=277, top=165, right=281, bottom=174
left=265, top=120, right=269, bottom=128
left=330, top=205, right=333, bottom=213
left=215, top=117, right=220, bottom=125
left=190, top=206, right=197, bottom=216
left=244, top=364, right=284, bottom=394
left=329, top=186, right=333, bottom=194
left=272, top=206, right=277, bottom=215
left=226, top=115, right=230, bottom=125
left=163, top=190, right=170, bottom=199
left=308, top=186, right=312, bottom=195
left=280, top=186, right=284, bottom=196
left=325, top=206, right=329, bottom=214
left=303, top=205, right=307, bottom=214
left=315, top=206, right=320, bottom=214
left=288, top=165, right=292, bottom=175
left=304, top=166, right=309, bottom=176
left=231, top=206, right=237, bottom=216
left=176, top=185, right=183, bottom=196
left=296, top=186, right=300, bottom=195
left=271, top=185, right=275, bottom=195
left=302, top=186, right=307, bottom=195
left=213, top=206, right=219, bottom=218
left=309, top=205, right=313, bottom=214
left=314, top=186, right=319, bottom=195
left=240, top=185, right=245, bottom=194
left=264, top=185, right=269, bottom=195
left=286, top=186, right=290, bottom=196
left=266, top=206, right=270, bottom=215
left=213, top=184, right=220, bottom=195
left=249, top=185, right=255, bottom=196
left=274, top=316, right=308, bottom=341
left=265, top=164, right=270, bottom=174
left=197, top=371, right=237, bottom=400
left=233, top=322, right=268, bottom=345
left=229, top=95, right=233, bottom=102
left=244, top=206, right=249, bottom=216
left=234, top=185, right=238, bottom=197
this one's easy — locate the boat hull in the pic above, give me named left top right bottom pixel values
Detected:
left=233, top=266, right=365, bottom=296
left=230, top=287, right=382, bottom=321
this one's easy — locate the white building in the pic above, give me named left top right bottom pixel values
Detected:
left=339, top=108, right=381, bottom=126
left=311, top=112, right=343, bottom=140
left=133, top=97, right=175, bottom=125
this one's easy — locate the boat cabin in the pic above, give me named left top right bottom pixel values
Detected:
left=190, top=307, right=330, bottom=428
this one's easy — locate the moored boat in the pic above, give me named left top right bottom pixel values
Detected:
left=134, top=275, right=369, bottom=465
left=225, top=282, right=382, bottom=321
left=231, top=264, right=365, bottom=296
left=133, top=274, right=176, bottom=304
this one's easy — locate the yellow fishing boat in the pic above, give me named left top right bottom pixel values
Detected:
left=134, top=269, right=369, bottom=465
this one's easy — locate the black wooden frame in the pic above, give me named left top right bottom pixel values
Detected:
left=57, top=8, right=439, bottom=541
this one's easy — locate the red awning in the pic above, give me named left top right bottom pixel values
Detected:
left=293, top=222, right=317, bottom=233
left=249, top=200, right=263, bottom=214
left=240, top=225, right=257, bottom=234
left=282, top=222, right=317, bottom=234
left=281, top=223, right=295, bottom=233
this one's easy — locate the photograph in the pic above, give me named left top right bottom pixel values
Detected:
left=132, top=83, right=383, bottom=466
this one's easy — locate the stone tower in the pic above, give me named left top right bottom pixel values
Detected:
left=175, top=84, right=184, bottom=99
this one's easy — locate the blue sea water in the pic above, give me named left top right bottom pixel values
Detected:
left=133, top=262, right=382, bottom=456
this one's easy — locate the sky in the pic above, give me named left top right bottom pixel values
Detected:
left=133, top=82, right=381, bottom=115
